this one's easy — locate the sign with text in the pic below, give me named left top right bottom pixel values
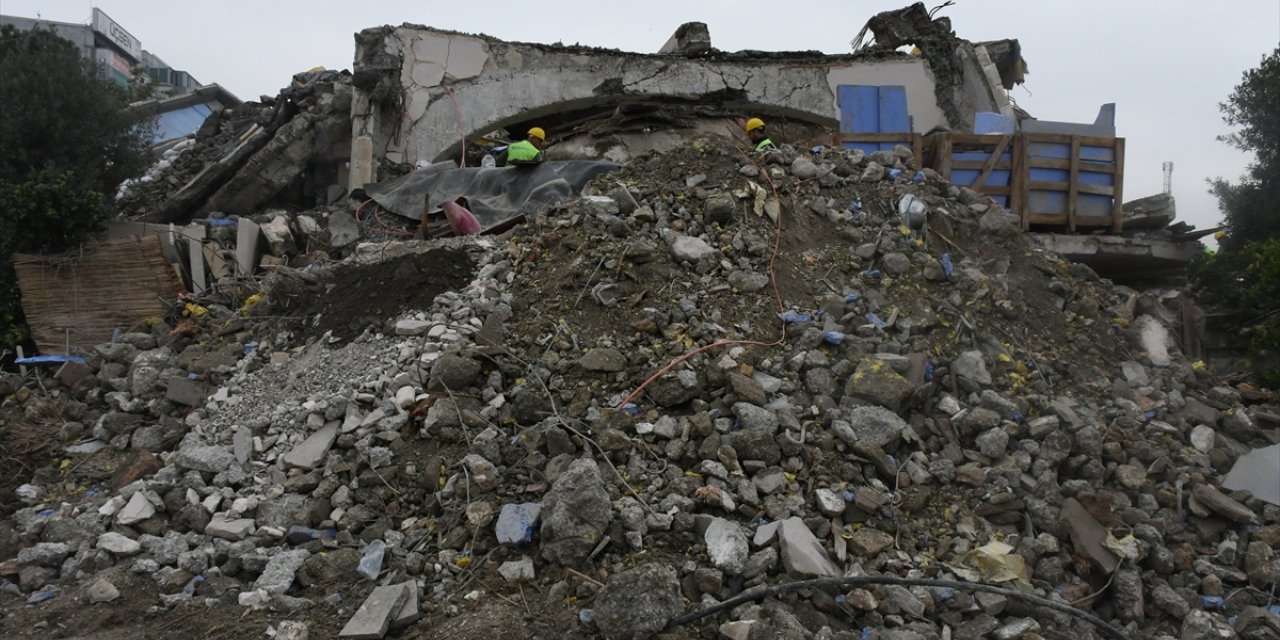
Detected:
left=91, top=8, right=142, bottom=62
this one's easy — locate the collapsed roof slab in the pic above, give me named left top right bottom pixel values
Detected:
left=348, top=22, right=1008, bottom=185
left=1033, top=233, right=1202, bottom=283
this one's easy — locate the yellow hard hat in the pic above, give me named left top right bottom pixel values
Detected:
left=745, top=117, right=765, bottom=133
left=527, top=127, right=546, bottom=141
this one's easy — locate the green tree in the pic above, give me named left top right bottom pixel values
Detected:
left=0, top=25, right=155, bottom=354
left=1209, top=47, right=1279, bottom=250
left=1196, top=48, right=1280, bottom=386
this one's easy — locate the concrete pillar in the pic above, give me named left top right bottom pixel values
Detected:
left=351, top=135, right=374, bottom=191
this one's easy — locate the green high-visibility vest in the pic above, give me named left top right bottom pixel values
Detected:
left=507, top=140, right=542, bottom=163
left=755, top=138, right=776, bottom=152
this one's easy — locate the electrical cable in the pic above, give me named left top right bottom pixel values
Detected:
left=665, top=574, right=1131, bottom=640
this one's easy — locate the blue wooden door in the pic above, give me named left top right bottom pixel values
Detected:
left=837, top=85, right=910, bottom=153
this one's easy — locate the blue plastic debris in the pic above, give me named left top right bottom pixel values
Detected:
left=357, top=540, right=386, bottom=580
left=924, top=360, right=935, bottom=382
left=822, top=331, right=845, bottom=345
left=496, top=503, right=543, bottom=546
left=866, top=313, right=887, bottom=330
left=887, top=168, right=903, bottom=180
left=182, top=575, right=204, bottom=596
left=811, top=146, right=823, bottom=154
left=243, top=341, right=259, bottom=355
left=14, top=355, right=87, bottom=365
left=941, top=252, right=954, bottom=277
left=1143, top=410, right=1157, bottom=420
left=619, top=403, right=639, bottom=416
left=207, top=218, right=236, bottom=227
left=850, top=199, right=862, bottom=211
left=25, top=590, right=56, bottom=605
left=843, top=293, right=861, bottom=303
left=863, top=269, right=882, bottom=279
left=842, top=490, right=855, bottom=503
left=861, top=628, right=871, bottom=640
left=781, top=310, right=812, bottom=323
left=931, top=586, right=956, bottom=602
left=579, top=609, right=595, bottom=625
left=1012, top=410, right=1025, bottom=422
left=39, top=509, right=54, bottom=518
left=1269, top=604, right=1280, bottom=616
left=1202, top=595, right=1225, bottom=610
left=912, top=170, right=925, bottom=183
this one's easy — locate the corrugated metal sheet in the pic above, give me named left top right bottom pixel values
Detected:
left=155, top=103, right=213, bottom=142
left=13, top=235, right=183, bottom=355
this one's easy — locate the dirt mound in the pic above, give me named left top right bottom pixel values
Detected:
left=274, top=247, right=476, bottom=341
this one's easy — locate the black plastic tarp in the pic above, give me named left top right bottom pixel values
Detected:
left=365, top=161, right=621, bottom=231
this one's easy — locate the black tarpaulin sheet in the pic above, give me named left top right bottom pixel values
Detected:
left=365, top=161, right=621, bottom=231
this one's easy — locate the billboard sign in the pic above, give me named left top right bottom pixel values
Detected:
left=91, top=8, right=142, bottom=62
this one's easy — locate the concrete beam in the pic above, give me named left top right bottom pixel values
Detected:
left=1033, top=232, right=1201, bottom=280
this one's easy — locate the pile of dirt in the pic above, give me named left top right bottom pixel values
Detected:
left=1, top=136, right=1277, bottom=640
left=273, top=247, right=476, bottom=341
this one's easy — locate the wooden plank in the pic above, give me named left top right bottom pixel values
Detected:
left=1112, top=137, right=1126, bottom=233
left=1026, top=181, right=1115, bottom=197
left=936, top=134, right=953, bottom=179
left=1024, top=158, right=1117, bottom=173
left=1068, top=136, right=1081, bottom=232
left=878, top=85, right=909, bottom=133
left=1027, top=214, right=1069, bottom=225
left=970, top=134, right=1012, bottom=190
left=911, top=135, right=923, bottom=171
left=948, top=160, right=1015, bottom=171
left=1013, top=131, right=1028, bottom=228
left=1022, top=132, right=1119, bottom=148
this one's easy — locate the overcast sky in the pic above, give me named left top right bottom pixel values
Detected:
left=5, top=1, right=1277, bottom=234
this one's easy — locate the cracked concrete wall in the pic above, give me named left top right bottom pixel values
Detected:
left=351, top=27, right=963, bottom=185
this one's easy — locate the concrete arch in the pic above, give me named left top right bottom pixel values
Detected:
left=351, top=26, right=951, bottom=174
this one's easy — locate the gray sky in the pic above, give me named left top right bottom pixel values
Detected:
left=6, top=1, right=1278, bottom=234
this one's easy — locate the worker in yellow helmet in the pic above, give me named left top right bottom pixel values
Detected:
left=745, top=117, right=776, bottom=152
left=499, top=127, right=546, bottom=166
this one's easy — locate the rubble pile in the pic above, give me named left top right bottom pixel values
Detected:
left=116, top=70, right=353, bottom=223
left=2, top=137, right=1278, bottom=640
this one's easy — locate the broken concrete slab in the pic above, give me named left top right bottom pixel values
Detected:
left=1191, top=484, right=1260, bottom=523
left=235, top=218, right=263, bottom=277
left=1222, top=444, right=1280, bottom=507
left=339, top=583, right=409, bottom=639
left=1033, top=233, right=1200, bottom=283
left=777, top=517, right=841, bottom=578
left=254, top=549, right=311, bottom=594
left=498, top=557, right=535, bottom=584
left=117, top=492, right=156, bottom=525
left=1060, top=498, right=1119, bottom=574
left=206, top=515, right=255, bottom=540
left=166, top=376, right=212, bottom=406
left=388, top=581, right=420, bottom=631
left=281, top=422, right=338, bottom=470
left=658, top=22, right=712, bottom=55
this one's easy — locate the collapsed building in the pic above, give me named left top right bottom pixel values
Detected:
left=3, top=5, right=1274, bottom=640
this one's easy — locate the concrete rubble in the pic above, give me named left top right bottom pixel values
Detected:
left=1, top=9, right=1278, bottom=640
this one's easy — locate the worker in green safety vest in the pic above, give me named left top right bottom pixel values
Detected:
left=745, top=117, right=776, bottom=152
left=499, top=127, right=546, bottom=166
